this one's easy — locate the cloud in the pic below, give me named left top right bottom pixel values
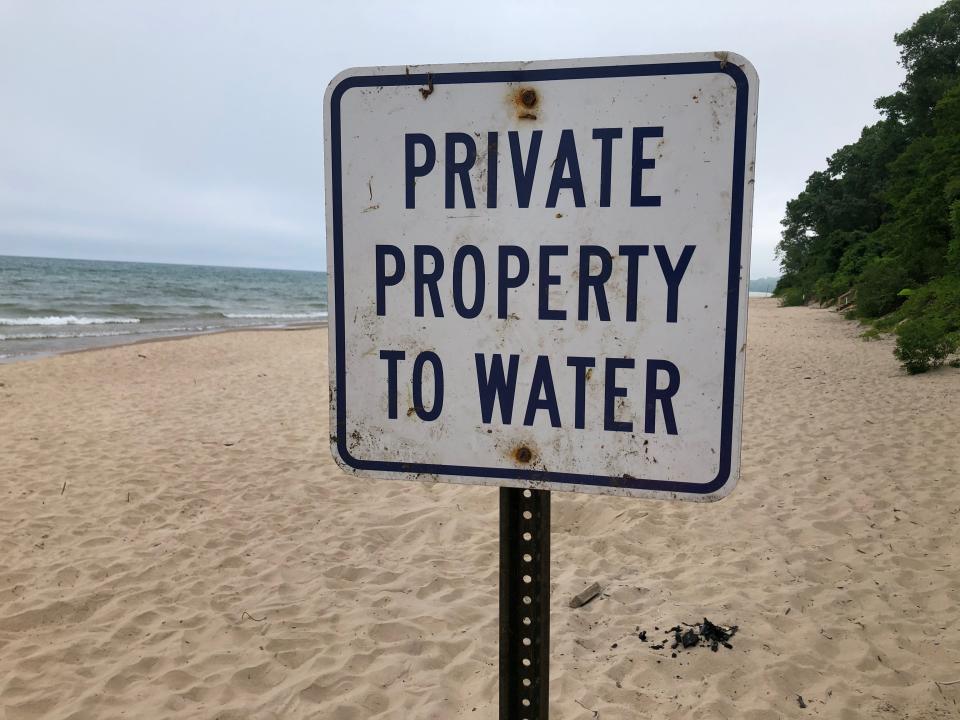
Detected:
left=0, top=0, right=944, bottom=274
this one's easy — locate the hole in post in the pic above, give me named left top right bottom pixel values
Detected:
left=522, top=574, right=532, bottom=583
left=522, top=658, right=531, bottom=667
left=522, top=595, right=532, bottom=604
left=522, top=637, right=531, bottom=646
left=523, top=678, right=531, bottom=687
left=522, top=616, right=531, bottom=625
left=523, top=553, right=532, bottom=562
left=522, top=510, right=532, bottom=520
left=522, top=532, right=532, bottom=541
left=522, top=699, right=531, bottom=707
left=523, top=489, right=532, bottom=498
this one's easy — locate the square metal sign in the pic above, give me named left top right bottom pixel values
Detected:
left=325, top=53, right=758, bottom=500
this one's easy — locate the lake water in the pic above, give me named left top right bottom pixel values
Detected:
left=0, top=255, right=326, bottom=362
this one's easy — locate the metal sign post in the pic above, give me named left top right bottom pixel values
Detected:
left=500, top=487, right=550, bottom=720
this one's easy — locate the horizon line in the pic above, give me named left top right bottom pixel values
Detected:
left=0, top=252, right=327, bottom=274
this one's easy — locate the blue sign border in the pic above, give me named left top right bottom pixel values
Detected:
left=329, top=60, right=750, bottom=495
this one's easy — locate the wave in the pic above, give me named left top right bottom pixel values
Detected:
left=0, top=315, right=141, bottom=326
left=0, top=325, right=210, bottom=342
left=0, top=330, right=139, bottom=341
left=221, top=312, right=327, bottom=320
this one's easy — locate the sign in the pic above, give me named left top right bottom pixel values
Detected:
left=325, top=53, right=758, bottom=500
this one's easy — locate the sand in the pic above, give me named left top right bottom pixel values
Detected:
left=0, top=298, right=958, bottom=719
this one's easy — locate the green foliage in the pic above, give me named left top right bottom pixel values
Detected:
left=892, top=274, right=960, bottom=371
left=949, top=199, right=960, bottom=271
left=855, top=258, right=912, bottom=318
left=897, top=274, right=960, bottom=326
left=775, top=122, right=907, bottom=297
left=876, top=0, right=960, bottom=135
left=773, top=274, right=799, bottom=297
left=778, top=287, right=806, bottom=307
left=776, top=2, right=960, bottom=372
left=894, top=317, right=959, bottom=372
left=903, top=275, right=960, bottom=316
left=813, top=275, right=845, bottom=305
left=874, top=311, right=904, bottom=332
left=881, top=82, right=960, bottom=280
left=860, top=327, right=883, bottom=341
left=835, top=231, right=883, bottom=281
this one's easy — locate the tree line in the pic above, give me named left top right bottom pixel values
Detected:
left=775, top=0, right=960, bottom=373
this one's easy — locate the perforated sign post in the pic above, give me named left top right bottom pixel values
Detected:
left=325, top=52, right=758, bottom=719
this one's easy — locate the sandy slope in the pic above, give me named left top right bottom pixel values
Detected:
left=0, top=299, right=958, bottom=719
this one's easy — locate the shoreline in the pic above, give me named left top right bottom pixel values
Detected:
left=3, top=297, right=776, bottom=366
left=0, top=319, right=329, bottom=365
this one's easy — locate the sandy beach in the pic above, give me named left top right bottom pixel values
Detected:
left=0, top=297, right=958, bottom=719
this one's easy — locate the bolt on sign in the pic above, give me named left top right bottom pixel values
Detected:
left=325, top=53, right=758, bottom=501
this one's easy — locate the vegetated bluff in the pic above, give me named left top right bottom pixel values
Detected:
left=775, top=0, right=960, bottom=373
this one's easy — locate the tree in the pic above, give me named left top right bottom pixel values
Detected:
left=876, top=0, right=960, bottom=135
left=882, top=82, right=960, bottom=281
left=775, top=120, right=906, bottom=297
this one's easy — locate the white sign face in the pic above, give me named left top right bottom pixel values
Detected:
left=325, top=53, right=758, bottom=501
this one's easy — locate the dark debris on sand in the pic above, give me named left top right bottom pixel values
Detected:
left=638, top=618, right=739, bottom=655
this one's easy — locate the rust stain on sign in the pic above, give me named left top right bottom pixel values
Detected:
left=420, top=73, right=434, bottom=99
left=513, top=445, right=534, bottom=464
left=509, top=86, right=539, bottom=120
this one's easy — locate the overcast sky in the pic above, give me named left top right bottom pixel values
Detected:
left=0, top=0, right=945, bottom=276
